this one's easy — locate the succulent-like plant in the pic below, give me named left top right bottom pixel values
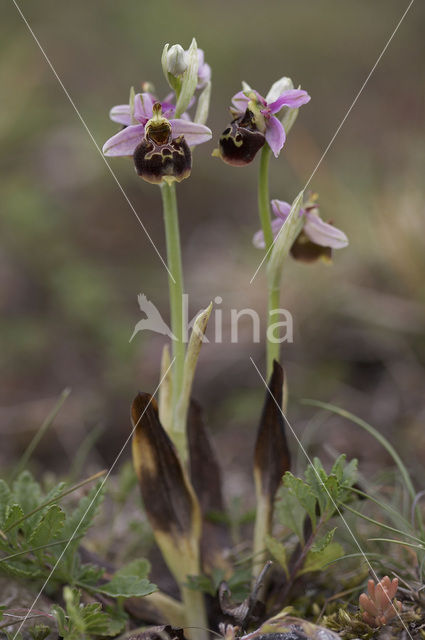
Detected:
left=359, top=576, right=402, bottom=627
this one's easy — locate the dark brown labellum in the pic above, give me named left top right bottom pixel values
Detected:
left=218, top=108, right=265, bottom=166
left=290, top=231, right=332, bottom=263
left=134, top=132, right=192, bottom=185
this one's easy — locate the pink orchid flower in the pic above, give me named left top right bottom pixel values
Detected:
left=231, top=78, right=310, bottom=157
left=102, top=92, right=211, bottom=157
left=253, top=198, right=348, bottom=263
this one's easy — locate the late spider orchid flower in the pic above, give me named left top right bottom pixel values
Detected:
left=103, top=93, right=212, bottom=184
left=253, top=197, right=348, bottom=262
left=215, top=77, right=310, bottom=165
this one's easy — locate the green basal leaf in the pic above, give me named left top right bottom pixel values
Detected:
left=283, top=472, right=317, bottom=528
left=304, top=456, right=357, bottom=519
left=29, top=625, right=51, bottom=640
left=1, top=557, right=43, bottom=579
left=299, top=542, right=344, bottom=575
left=29, top=504, right=65, bottom=549
left=311, top=527, right=336, bottom=553
left=53, top=587, right=125, bottom=639
left=265, top=534, right=289, bottom=578
left=75, top=561, right=104, bottom=586
left=3, top=504, right=25, bottom=547
left=0, top=480, right=11, bottom=525
left=62, top=482, right=104, bottom=548
left=94, top=558, right=157, bottom=598
left=101, top=605, right=127, bottom=636
left=11, top=471, right=43, bottom=533
left=275, top=484, right=307, bottom=543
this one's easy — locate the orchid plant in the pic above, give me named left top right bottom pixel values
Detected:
left=214, top=78, right=348, bottom=378
left=102, top=39, right=213, bottom=640
left=100, top=38, right=357, bottom=640
left=103, top=39, right=212, bottom=454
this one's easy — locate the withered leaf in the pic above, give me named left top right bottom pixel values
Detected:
left=131, top=393, right=198, bottom=537
left=187, top=399, right=232, bottom=573
left=254, top=360, right=291, bottom=500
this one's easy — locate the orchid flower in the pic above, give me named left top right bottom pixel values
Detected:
left=215, top=77, right=310, bottom=165
left=253, top=196, right=348, bottom=262
left=103, top=92, right=211, bottom=157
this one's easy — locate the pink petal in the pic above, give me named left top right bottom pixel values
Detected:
left=268, top=89, right=311, bottom=114
left=198, top=62, right=211, bottom=87
left=161, top=101, right=176, bottom=119
left=265, top=116, right=286, bottom=157
left=197, top=49, right=211, bottom=87
left=134, top=93, right=155, bottom=122
left=197, top=49, right=205, bottom=67
left=109, top=104, right=132, bottom=126
left=170, top=119, right=212, bottom=146
left=231, top=91, right=250, bottom=115
left=253, top=217, right=285, bottom=249
left=304, top=212, right=348, bottom=249
left=102, top=124, right=145, bottom=156
left=271, top=199, right=292, bottom=220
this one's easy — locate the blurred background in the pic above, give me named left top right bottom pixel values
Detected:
left=1, top=0, right=424, bottom=495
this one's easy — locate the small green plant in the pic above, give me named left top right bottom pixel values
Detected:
left=267, top=455, right=358, bottom=599
left=52, top=587, right=127, bottom=639
left=0, top=470, right=157, bottom=638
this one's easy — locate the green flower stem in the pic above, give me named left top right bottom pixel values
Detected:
left=258, top=145, right=274, bottom=251
left=258, top=144, right=282, bottom=377
left=161, top=182, right=185, bottom=419
left=267, top=284, right=281, bottom=377
left=181, top=586, right=208, bottom=640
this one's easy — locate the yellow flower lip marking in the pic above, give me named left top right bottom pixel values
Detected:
left=247, top=93, right=266, bottom=133
left=145, top=103, right=172, bottom=146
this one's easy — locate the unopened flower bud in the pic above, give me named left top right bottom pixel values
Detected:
left=167, top=44, right=189, bottom=76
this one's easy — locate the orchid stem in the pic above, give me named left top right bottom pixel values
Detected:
left=161, top=182, right=185, bottom=422
left=267, top=285, right=281, bottom=377
left=258, top=145, right=273, bottom=250
left=258, top=145, right=281, bottom=377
